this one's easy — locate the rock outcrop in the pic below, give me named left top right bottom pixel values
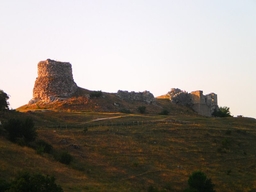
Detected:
left=30, top=59, right=78, bottom=103
left=117, top=90, right=155, bottom=104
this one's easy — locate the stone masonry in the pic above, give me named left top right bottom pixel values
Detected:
left=117, top=90, right=155, bottom=104
left=190, top=90, right=218, bottom=116
left=167, top=88, right=218, bottom=116
left=30, top=59, right=78, bottom=103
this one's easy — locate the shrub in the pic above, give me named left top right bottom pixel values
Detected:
left=58, top=151, right=73, bottom=165
left=185, top=171, right=215, bottom=192
left=8, top=171, right=63, bottom=192
left=90, top=91, right=102, bottom=98
left=147, top=185, right=159, bottom=192
left=35, top=140, right=53, bottom=154
left=0, top=179, right=10, bottom=191
left=0, top=90, right=9, bottom=111
left=138, top=106, right=146, bottom=114
left=212, top=106, right=231, bottom=117
left=3, top=118, right=37, bottom=143
left=159, top=109, right=169, bottom=115
left=119, top=108, right=131, bottom=114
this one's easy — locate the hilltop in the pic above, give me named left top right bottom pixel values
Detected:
left=18, top=59, right=217, bottom=117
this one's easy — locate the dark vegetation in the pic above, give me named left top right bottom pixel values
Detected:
left=159, top=109, right=169, bottom=115
left=0, top=90, right=9, bottom=111
left=138, top=106, right=147, bottom=114
left=4, top=118, right=37, bottom=143
left=184, top=171, right=215, bottom=192
left=0, top=171, right=63, bottom=192
left=89, top=90, right=103, bottom=98
left=212, top=106, right=231, bottom=117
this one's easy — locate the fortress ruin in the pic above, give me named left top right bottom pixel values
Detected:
left=190, top=90, right=218, bottom=116
left=165, top=88, right=218, bottom=117
left=28, top=59, right=218, bottom=117
left=30, top=59, right=78, bottom=103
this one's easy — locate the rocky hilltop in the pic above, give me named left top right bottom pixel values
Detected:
left=30, top=59, right=78, bottom=103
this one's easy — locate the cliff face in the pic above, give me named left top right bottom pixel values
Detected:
left=30, top=59, right=78, bottom=103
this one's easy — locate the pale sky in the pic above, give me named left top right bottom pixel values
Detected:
left=0, top=0, right=255, bottom=118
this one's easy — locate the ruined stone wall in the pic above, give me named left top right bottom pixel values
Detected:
left=166, top=88, right=218, bottom=116
left=30, top=59, right=78, bottom=103
left=190, top=90, right=218, bottom=116
left=117, top=90, right=155, bottom=104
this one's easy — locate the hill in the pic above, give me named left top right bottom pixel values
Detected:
left=1, top=110, right=256, bottom=192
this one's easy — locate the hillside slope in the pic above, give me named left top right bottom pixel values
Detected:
left=1, top=110, right=256, bottom=191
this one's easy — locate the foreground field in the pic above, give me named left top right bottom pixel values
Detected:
left=1, top=111, right=256, bottom=191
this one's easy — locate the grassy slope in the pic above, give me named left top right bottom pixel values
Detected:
left=1, top=109, right=256, bottom=192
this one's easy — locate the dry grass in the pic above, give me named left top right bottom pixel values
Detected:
left=1, top=110, right=256, bottom=191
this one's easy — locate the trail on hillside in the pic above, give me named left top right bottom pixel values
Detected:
left=91, top=116, right=123, bottom=122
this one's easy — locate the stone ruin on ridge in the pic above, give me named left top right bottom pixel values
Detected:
left=117, top=90, right=155, bottom=104
left=28, top=59, right=218, bottom=117
left=30, top=59, right=78, bottom=103
left=166, top=88, right=218, bottom=116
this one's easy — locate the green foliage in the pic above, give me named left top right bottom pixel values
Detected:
left=185, top=171, right=215, bottom=192
left=90, top=91, right=103, bottom=98
left=0, top=90, right=9, bottom=111
left=159, top=109, right=169, bottom=115
left=6, top=171, right=63, bottom=192
left=148, top=185, right=159, bottom=192
left=55, top=151, right=73, bottom=165
left=119, top=108, right=131, bottom=114
left=138, top=106, right=146, bottom=114
left=212, top=106, right=231, bottom=117
left=3, top=118, right=37, bottom=143
left=225, top=130, right=232, bottom=135
left=34, top=140, right=53, bottom=154
left=0, top=179, right=10, bottom=192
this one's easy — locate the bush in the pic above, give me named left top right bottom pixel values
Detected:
left=33, top=140, right=53, bottom=154
left=185, top=171, right=215, bottom=192
left=7, top=171, right=63, bottom=192
left=3, top=118, right=37, bottom=143
left=138, top=106, right=146, bottom=114
left=0, top=90, right=9, bottom=111
left=90, top=91, right=102, bottom=98
left=58, top=151, right=73, bottom=165
left=0, top=179, right=10, bottom=191
left=159, top=109, right=169, bottom=115
left=119, top=108, right=131, bottom=114
left=212, top=106, right=231, bottom=117
left=147, top=185, right=159, bottom=192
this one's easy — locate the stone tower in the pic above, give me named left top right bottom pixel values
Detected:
left=190, top=90, right=218, bottom=116
left=30, top=59, right=78, bottom=103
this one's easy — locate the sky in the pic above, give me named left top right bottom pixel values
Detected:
left=0, top=0, right=256, bottom=118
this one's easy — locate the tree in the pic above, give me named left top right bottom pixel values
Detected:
left=212, top=106, right=231, bottom=117
left=184, top=171, right=215, bottom=192
left=159, top=109, right=169, bottom=115
left=8, top=171, right=63, bottom=192
left=58, top=151, right=73, bottom=165
left=4, top=118, right=37, bottom=143
left=0, top=90, right=9, bottom=111
left=138, top=106, right=146, bottom=114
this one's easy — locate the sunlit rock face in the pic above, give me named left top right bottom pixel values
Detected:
left=30, top=59, right=77, bottom=103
